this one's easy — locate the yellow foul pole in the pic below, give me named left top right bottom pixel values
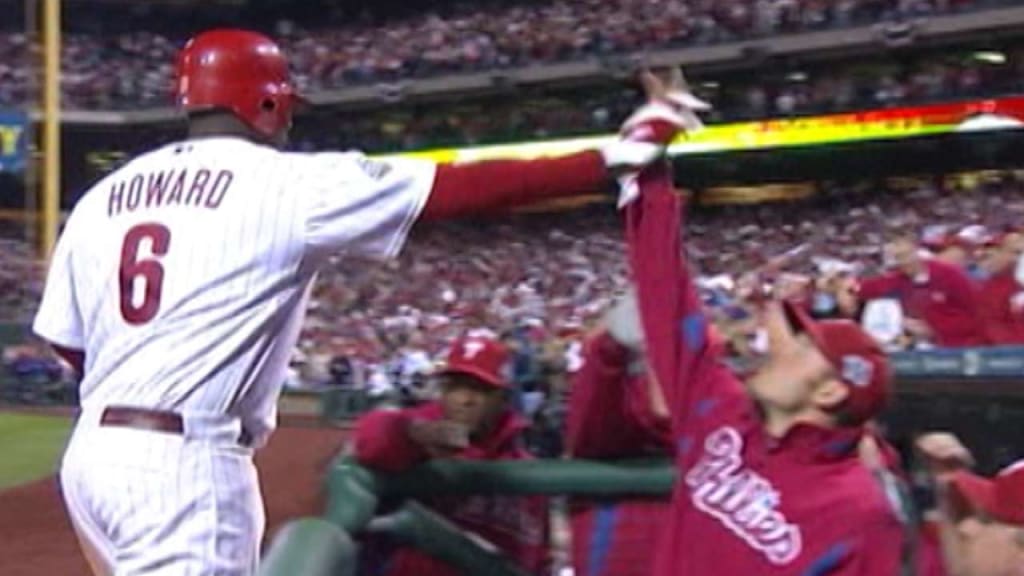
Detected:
left=41, top=0, right=60, bottom=258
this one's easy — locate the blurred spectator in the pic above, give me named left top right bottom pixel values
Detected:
left=855, top=229, right=989, bottom=347
left=0, top=238, right=44, bottom=323
left=916, top=432, right=1024, bottom=576
left=5, top=171, right=1024, bottom=374
left=977, top=230, right=1024, bottom=345
left=929, top=225, right=992, bottom=280
left=2, top=339, right=65, bottom=383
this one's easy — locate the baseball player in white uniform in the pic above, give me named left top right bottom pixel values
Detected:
left=34, top=29, right=691, bottom=575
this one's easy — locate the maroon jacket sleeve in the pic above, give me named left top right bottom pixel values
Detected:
left=857, top=274, right=897, bottom=301
left=979, top=274, right=1023, bottom=344
left=353, top=409, right=430, bottom=473
left=979, top=277, right=1012, bottom=343
left=420, top=151, right=608, bottom=221
left=567, top=332, right=648, bottom=459
left=927, top=262, right=987, bottom=346
left=624, top=163, right=740, bottom=429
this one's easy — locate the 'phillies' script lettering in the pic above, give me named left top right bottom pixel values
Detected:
left=685, top=427, right=802, bottom=565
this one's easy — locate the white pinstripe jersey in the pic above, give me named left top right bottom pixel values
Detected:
left=34, top=137, right=434, bottom=445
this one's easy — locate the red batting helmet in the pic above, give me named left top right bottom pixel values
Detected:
left=175, top=29, right=304, bottom=139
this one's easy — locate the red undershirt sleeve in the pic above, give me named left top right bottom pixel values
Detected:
left=419, top=151, right=608, bottom=221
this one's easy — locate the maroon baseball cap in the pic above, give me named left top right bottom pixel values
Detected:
left=441, top=337, right=510, bottom=389
left=949, top=461, right=1024, bottom=525
left=783, top=301, right=891, bottom=425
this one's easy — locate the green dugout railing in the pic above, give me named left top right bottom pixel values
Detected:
left=258, top=458, right=675, bottom=576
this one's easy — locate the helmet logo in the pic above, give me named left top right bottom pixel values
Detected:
left=841, top=355, right=873, bottom=388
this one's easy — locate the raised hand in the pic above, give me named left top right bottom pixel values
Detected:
left=915, top=432, right=975, bottom=477
left=604, top=67, right=711, bottom=208
left=622, top=68, right=709, bottom=143
left=407, top=419, right=470, bottom=458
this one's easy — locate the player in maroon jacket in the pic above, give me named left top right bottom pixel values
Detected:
left=855, top=231, right=989, bottom=347
left=628, top=164, right=904, bottom=575
left=566, top=292, right=673, bottom=576
left=353, top=336, right=549, bottom=576
left=620, top=70, right=903, bottom=575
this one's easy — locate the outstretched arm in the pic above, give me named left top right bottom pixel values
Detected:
left=625, top=163, right=739, bottom=428
left=420, top=152, right=609, bottom=221
left=419, top=131, right=683, bottom=222
left=301, top=70, right=694, bottom=262
left=419, top=69, right=702, bottom=222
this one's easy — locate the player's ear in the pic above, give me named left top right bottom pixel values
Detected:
left=810, top=378, right=849, bottom=412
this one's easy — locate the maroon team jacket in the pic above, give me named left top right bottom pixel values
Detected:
left=859, top=258, right=988, bottom=347
left=978, top=265, right=1024, bottom=345
left=353, top=403, right=549, bottom=576
left=626, top=165, right=904, bottom=576
left=567, top=331, right=672, bottom=576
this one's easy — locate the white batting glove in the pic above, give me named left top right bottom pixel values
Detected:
left=599, top=140, right=666, bottom=172
left=604, top=287, right=645, bottom=351
left=606, top=69, right=711, bottom=208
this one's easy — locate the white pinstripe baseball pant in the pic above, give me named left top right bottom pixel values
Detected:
left=60, top=409, right=265, bottom=575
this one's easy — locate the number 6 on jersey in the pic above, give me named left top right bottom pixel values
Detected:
left=119, top=223, right=171, bottom=325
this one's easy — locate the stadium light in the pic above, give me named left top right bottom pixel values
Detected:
left=973, top=51, right=1006, bottom=64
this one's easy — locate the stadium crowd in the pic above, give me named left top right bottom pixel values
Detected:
left=5, top=170, right=1024, bottom=393
left=0, top=0, right=1005, bottom=109
left=0, top=238, right=43, bottom=324
left=297, top=48, right=1024, bottom=153
left=280, top=171, right=1024, bottom=394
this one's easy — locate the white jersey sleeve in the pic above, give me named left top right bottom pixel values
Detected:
left=34, top=213, right=86, bottom=349
left=293, top=151, right=436, bottom=261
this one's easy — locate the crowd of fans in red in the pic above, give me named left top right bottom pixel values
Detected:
left=297, top=47, right=1024, bottom=153
left=289, top=171, right=1024, bottom=388
left=2, top=170, right=1024, bottom=375
left=0, top=0, right=1001, bottom=110
left=3, top=172, right=1023, bottom=388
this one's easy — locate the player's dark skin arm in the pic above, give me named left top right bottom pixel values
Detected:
left=52, top=344, right=85, bottom=377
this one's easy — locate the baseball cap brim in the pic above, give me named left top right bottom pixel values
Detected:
left=782, top=300, right=827, bottom=352
left=948, top=470, right=1000, bottom=521
left=780, top=300, right=889, bottom=424
left=439, top=363, right=505, bottom=389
